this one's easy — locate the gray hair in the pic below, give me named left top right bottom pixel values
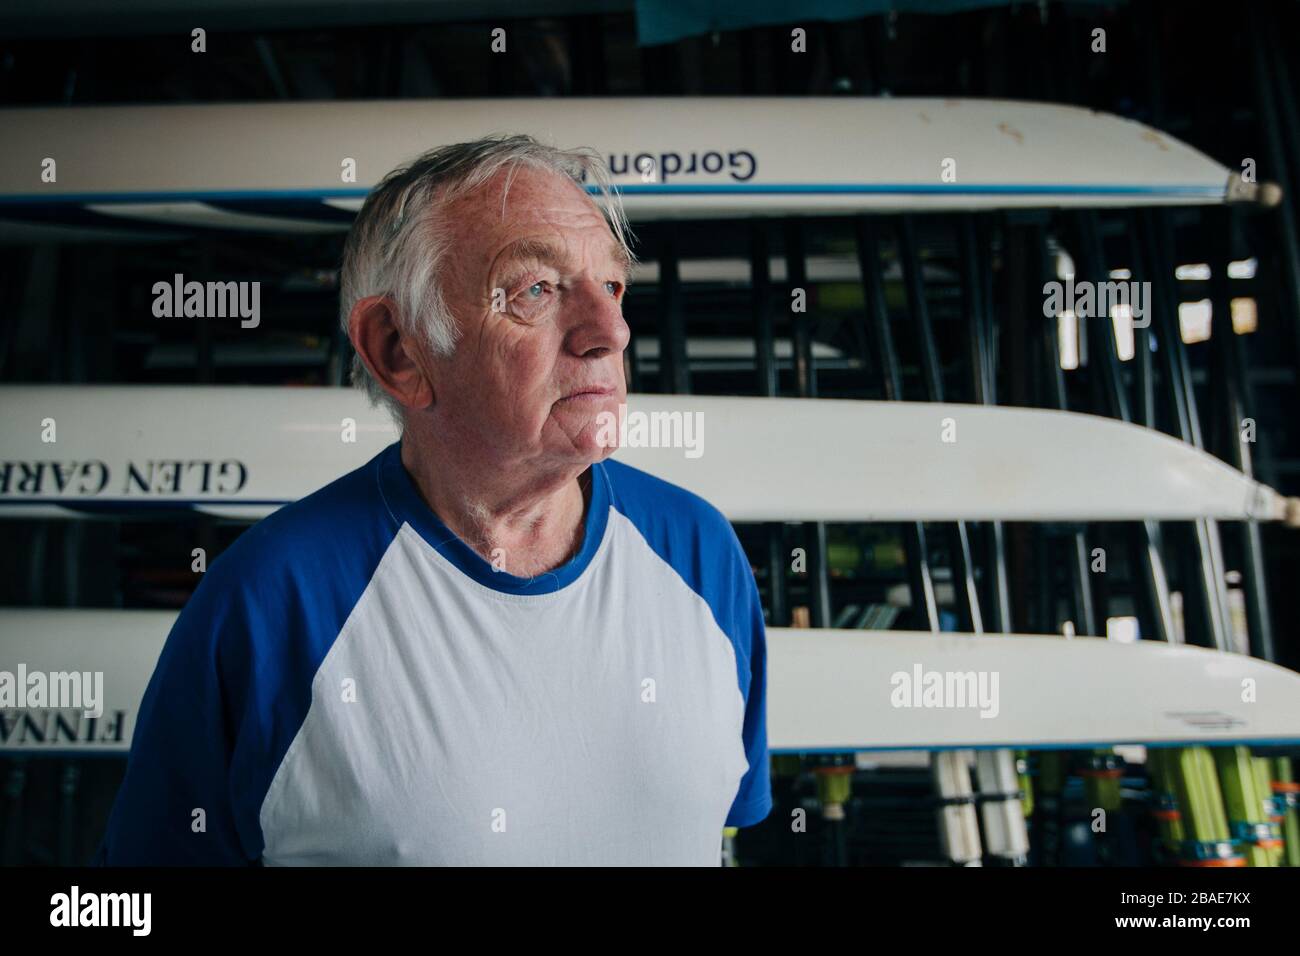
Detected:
left=338, top=133, right=635, bottom=422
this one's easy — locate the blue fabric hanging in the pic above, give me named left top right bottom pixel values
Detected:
left=636, top=0, right=1121, bottom=47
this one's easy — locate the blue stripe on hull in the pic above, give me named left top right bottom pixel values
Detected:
left=0, top=182, right=1227, bottom=206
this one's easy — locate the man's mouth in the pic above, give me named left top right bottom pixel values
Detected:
left=558, top=386, right=616, bottom=403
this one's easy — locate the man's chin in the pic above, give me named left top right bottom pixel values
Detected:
left=549, top=404, right=623, bottom=463
left=572, top=428, right=621, bottom=463
left=589, top=441, right=618, bottom=464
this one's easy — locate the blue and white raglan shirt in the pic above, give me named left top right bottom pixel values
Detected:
left=94, top=442, right=771, bottom=866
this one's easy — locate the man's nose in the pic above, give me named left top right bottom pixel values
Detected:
left=566, top=278, right=630, bottom=358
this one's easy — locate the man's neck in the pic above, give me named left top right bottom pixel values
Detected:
left=399, top=435, right=591, bottom=578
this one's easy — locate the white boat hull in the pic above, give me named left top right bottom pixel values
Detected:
left=0, top=387, right=1292, bottom=524
left=0, top=97, right=1250, bottom=240
left=3, top=609, right=1298, bottom=754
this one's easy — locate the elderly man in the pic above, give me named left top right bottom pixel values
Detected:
left=95, top=135, right=771, bottom=866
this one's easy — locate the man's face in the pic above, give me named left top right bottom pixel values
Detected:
left=424, top=165, right=631, bottom=472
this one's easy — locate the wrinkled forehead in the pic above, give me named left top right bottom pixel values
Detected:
left=442, top=164, right=628, bottom=271
left=449, top=164, right=609, bottom=238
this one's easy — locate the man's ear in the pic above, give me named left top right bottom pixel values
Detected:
left=348, top=296, right=436, bottom=410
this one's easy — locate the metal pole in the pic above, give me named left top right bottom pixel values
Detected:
left=898, top=215, right=983, bottom=635
left=1074, top=211, right=1180, bottom=641
left=856, top=216, right=940, bottom=629
left=1036, top=219, right=1099, bottom=638
left=903, top=213, right=1025, bottom=866
left=1207, top=208, right=1276, bottom=663
left=1141, top=209, right=1234, bottom=652
left=784, top=219, right=832, bottom=629
left=856, top=214, right=981, bottom=866
left=961, top=217, right=1012, bottom=632
left=751, top=221, right=788, bottom=627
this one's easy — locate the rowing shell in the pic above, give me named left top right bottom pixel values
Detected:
left=3, top=609, right=1297, bottom=755
left=0, top=386, right=1295, bottom=525
left=0, top=97, right=1269, bottom=241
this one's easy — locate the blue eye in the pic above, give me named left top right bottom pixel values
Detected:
left=605, top=281, right=620, bottom=296
left=527, top=282, right=546, bottom=297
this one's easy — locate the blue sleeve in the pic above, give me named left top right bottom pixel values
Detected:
left=92, top=459, right=395, bottom=865
left=92, top=562, right=272, bottom=865
left=724, top=531, right=772, bottom=828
